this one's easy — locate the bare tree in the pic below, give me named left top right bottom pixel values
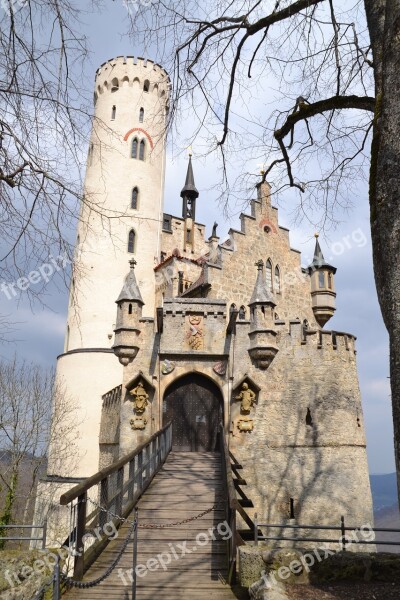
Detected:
left=0, top=358, right=78, bottom=547
left=0, top=0, right=126, bottom=313
left=129, top=0, right=400, bottom=499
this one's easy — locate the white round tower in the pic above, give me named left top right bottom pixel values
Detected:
left=51, top=57, right=170, bottom=477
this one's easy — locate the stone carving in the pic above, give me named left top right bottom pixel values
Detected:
left=161, top=360, right=175, bottom=375
left=237, top=417, right=254, bottom=432
left=186, top=314, right=204, bottom=350
left=213, top=361, right=227, bottom=376
left=129, top=381, right=149, bottom=414
left=236, top=383, right=256, bottom=413
left=130, top=416, right=147, bottom=430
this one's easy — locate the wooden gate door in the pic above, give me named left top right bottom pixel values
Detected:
left=163, top=374, right=222, bottom=451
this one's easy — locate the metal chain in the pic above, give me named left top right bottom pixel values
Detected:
left=87, top=498, right=224, bottom=528
left=60, top=521, right=136, bottom=589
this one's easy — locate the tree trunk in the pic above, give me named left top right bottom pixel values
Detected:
left=368, top=0, right=400, bottom=505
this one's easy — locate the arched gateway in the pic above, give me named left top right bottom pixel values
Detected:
left=163, top=374, right=223, bottom=451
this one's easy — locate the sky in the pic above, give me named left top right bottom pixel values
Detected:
left=0, top=1, right=393, bottom=475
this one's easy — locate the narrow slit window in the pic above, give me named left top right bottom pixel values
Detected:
left=131, top=138, right=138, bottom=159
left=274, top=266, right=281, bottom=293
left=266, top=259, right=273, bottom=291
left=143, top=80, right=150, bottom=92
left=289, top=498, right=295, bottom=519
left=111, top=105, right=116, bottom=120
left=139, top=139, right=146, bottom=161
left=318, top=272, right=325, bottom=289
left=139, top=107, right=144, bottom=123
left=306, top=407, right=313, bottom=427
left=328, top=272, right=333, bottom=289
left=128, top=304, right=133, bottom=315
left=128, top=230, right=136, bottom=254
left=131, top=187, right=139, bottom=209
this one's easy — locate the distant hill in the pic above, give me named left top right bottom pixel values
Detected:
left=370, top=472, right=399, bottom=512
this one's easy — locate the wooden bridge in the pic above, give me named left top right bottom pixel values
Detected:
left=59, top=424, right=251, bottom=599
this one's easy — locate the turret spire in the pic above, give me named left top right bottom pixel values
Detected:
left=309, top=234, right=337, bottom=272
left=181, top=155, right=199, bottom=220
left=249, top=260, right=275, bottom=306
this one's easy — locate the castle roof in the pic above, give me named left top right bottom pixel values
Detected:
left=180, top=156, right=199, bottom=198
left=308, top=237, right=337, bottom=273
left=249, top=260, right=276, bottom=306
left=116, top=259, right=144, bottom=304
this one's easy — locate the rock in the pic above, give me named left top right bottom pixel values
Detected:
left=249, top=577, right=289, bottom=600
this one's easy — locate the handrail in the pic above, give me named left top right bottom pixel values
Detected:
left=59, top=422, right=172, bottom=580
left=60, top=421, right=172, bottom=505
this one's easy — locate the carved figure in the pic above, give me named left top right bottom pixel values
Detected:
left=129, top=381, right=149, bottom=413
left=236, top=383, right=256, bottom=413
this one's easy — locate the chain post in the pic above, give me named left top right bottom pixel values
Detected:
left=100, top=477, right=109, bottom=528
left=53, top=555, right=60, bottom=600
left=341, top=515, right=347, bottom=551
left=74, top=492, right=87, bottom=580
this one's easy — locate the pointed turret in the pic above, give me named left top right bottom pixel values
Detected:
left=113, top=259, right=144, bottom=366
left=181, top=154, right=199, bottom=223
left=248, top=260, right=278, bottom=370
left=307, top=235, right=337, bottom=328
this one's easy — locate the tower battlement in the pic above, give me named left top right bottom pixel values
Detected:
left=94, top=56, right=171, bottom=100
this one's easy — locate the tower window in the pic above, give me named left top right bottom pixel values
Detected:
left=274, top=265, right=281, bottom=293
left=230, top=303, right=237, bottom=315
left=239, top=306, right=246, bottom=320
left=266, top=259, right=273, bottom=291
left=306, top=407, right=313, bottom=427
left=318, top=272, right=325, bottom=289
left=128, top=230, right=136, bottom=254
left=111, top=105, right=116, bottom=120
left=139, top=139, right=146, bottom=161
left=131, top=137, right=138, bottom=159
left=139, top=107, right=144, bottom=123
left=128, top=304, right=133, bottom=315
left=186, top=229, right=191, bottom=243
left=111, top=78, right=119, bottom=92
left=143, top=80, right=150, bottom=92
left=139, top=140, right=146, bottom=160
left=131, top=187, right=139, bottom=210
left=328, top=272, right=333, bottom=289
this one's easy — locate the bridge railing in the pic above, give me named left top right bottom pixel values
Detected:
left=59, top=421, right=172, bottom=580
left=219, top=430, right=254, bottom=584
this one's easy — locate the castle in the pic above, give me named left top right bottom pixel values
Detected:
left=37, top=56, right=373, bottom=541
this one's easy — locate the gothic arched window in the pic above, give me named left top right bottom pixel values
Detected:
left=139, top=139, right=146, bottom=161
left=131, top=187, right=139, bottom=209
left=128, top=230, right=136, bottom=254
left=274, top=265, right=281, bottom=293
left=266, top=259, right=273, bottom=291
left=139, top=107, right=144, bottom=123
left=143, top=80, right=150, bottom=92
left=131, top=137, right=138, bottom=159
left=239, top=306, right=246, bottom=320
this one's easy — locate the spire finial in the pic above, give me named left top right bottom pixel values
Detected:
left=257, top=163, right=266, bottom=176
left=255, top=259, right=264, bottom=271
left=188, top=145, right=193, bottom=158
left=129, top=258, right=137, bottom=270
left=314, top=232, right=319, bottom=239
